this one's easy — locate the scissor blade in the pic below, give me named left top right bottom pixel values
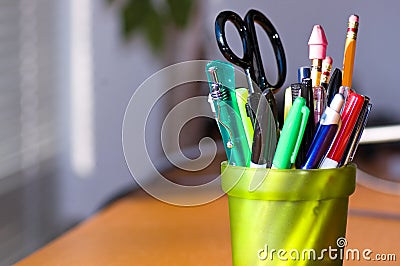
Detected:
left=251, top=94, right=277, bottom=167
left=245, top=79, right=262, bottom=125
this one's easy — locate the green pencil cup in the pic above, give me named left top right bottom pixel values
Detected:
left=221, top=162, right=356, bottom=266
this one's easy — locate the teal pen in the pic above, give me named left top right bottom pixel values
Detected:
left=272, top=97, right=310, bottom=169
left=206, top=61, right=251, bottom=167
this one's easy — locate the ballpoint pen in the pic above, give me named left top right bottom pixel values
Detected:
left=342, top=14, right=359, bottom=88
left=339, top=86, right=351, bottom=100
left=308, top=25, right=328, bottom=87
left=320, top=92, right=365, bottom=169
left=339, top=96, right=371, bottom=166
left=298, top=66, right=311, bottom=83
left=206, top=61, right=251, bottom=167
left=295, top=78, right=315, bottom=168
left=313, top=84, right=327, bottom=125
left=283, top=66, right=311, bottom=121
left=272, top=97, right=310, bottom=169
left=326, top=68, right=342, bottom=106
left=301, top=78, right=315, bottom=125
left=290, top=83, right=302, bottom=103
left=302, top=93, right=345, bottom=169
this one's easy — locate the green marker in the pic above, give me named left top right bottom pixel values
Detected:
left=272, top=97, right=310, bottom=169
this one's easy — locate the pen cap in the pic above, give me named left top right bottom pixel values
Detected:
left=272, top=97, right=310, bottom=169
left=300, top=78, right=315, bottom=129
left=291, top=106, right=310, bottom=164
left=297, top=66, right=311, bottom=83
left=325, top=93, right=365, bottom=162
left=326, top=68, right=343, bottom=105
left=339, top=96, right=371, bottom=166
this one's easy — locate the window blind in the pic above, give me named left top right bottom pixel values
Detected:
left=0, top=0, right=56, bottom=180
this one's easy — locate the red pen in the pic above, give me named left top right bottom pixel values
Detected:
left=320, top=92, right=365, bottom=168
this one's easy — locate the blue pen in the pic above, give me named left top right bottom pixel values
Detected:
left=301, top=93, right=345, bottom=169
left=298, top=66, right=311, bottom=83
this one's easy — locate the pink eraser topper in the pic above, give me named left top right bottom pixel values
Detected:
left=308, top=25, right=328, bottom=60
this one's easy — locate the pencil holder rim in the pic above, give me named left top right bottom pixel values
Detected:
left=221, top=161, right=356, bottom=201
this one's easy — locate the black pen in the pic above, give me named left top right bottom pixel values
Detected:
left=295, top=78, right=315, bottom=168
left=326, top=68, right=342, bottom=106
left=290, top=83, right=302, bottom=103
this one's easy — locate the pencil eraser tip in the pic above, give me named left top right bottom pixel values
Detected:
left=308, top=25, right=328, bottom=59
left=323, top=56, right=333, bottom=65
left=349, top=14, right=359, bottom=23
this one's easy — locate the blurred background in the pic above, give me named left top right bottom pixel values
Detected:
left=1, top=0, right=400, bottom=265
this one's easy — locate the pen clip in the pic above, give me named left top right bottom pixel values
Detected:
left=290, top=106, right=310, bottom=164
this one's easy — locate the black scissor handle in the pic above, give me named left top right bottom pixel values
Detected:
left=215, top=11, right=254, bottom=74
left=245, top=9, right=287, bottom=90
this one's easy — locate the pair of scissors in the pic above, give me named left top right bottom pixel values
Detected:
left=214, top=9, right=287, bottom=166
left=215, top=9, right=287, bottom=122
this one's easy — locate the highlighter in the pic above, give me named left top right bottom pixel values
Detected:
left=283, top=87, right=292, bottom=122
left=272, top=97, right=310, bottom=169
left=235, top=88, right=254, bottom=149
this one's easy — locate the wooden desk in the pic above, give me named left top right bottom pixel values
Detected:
left=16, top=185, right=400, bottom=265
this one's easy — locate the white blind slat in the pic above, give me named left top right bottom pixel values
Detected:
left=0, top=0, right=56, bottom=178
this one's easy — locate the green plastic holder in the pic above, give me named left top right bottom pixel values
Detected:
left=221, top=162, right=356, bottom=266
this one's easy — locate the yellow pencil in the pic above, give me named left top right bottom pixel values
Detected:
left=342, top=14, right=359, bottom=88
